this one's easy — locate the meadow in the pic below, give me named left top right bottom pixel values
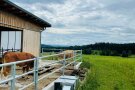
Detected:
left=78, top=55, right=135, bottom=90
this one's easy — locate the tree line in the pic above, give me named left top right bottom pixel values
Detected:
left=41, top=43, right=135, bottom=57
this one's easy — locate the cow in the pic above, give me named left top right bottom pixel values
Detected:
left=0, top=52, right=35, bottom=81
left=58, top=50, right=74, bottom=59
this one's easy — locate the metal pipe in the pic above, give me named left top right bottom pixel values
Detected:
left=34, top=58, right=38, bottom=90
left=62, top=52, right=66, bottom=76
left=38, top=66, right=64, bottom=81
left=39, top=51, right=74, bottom=59
left=81, top=49, right=83, bottom=62
left=11, top=63, right=16, bottom=90
left=19, top=82, right=34, bottom=90
left=0, top=58, right=35, bottom=67
left=73, top=51, right=76, bottom=69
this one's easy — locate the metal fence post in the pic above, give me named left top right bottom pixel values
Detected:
left=52, top=51, right=54, bottom=60
left=2, top=48, right=3, bottom=57
left=41, top=48, right=44, bottom=57
left=42, top=48, right=43, bottom=53
left=34, top=58, right=38, bottom=90
left=74, top=50, right=76, bottom=69
left=62, top=52, right=66, bottom=76
left=81, top=50, right=83, bottom=62
left=11, top=63, right=16, bottom=90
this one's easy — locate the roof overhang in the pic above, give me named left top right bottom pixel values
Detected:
left=0, top=0, right=51, bottom=28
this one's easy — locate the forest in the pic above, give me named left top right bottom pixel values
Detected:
left=41, top=43, right=135, bottom=57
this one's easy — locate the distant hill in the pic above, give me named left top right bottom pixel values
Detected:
left=41, top=44, right=69, bottom=48
left=41, top=44, right=54, bottom=48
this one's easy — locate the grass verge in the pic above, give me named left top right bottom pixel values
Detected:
left=78, top=55, right=135, bottom=90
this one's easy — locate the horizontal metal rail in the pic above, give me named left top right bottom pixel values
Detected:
left=40, top=51, right=76, bottom=59
left=0, top=50, right=82, bottom=90
left=0, top=58, right=36, bottom=67
left=38, top=65, right=64, bottom=81
left=19, top=82, right=34, bottom=90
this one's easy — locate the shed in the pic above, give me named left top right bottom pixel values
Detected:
left=0, top=0, right=51, bottom=56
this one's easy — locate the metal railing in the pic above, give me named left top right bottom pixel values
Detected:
left=0, top=50, right=82, bottom=90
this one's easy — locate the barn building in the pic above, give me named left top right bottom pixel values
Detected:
left=0, top=0, right=51, bottom=57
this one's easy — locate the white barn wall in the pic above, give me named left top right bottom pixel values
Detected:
left=23, top=29, right=40, bottom=56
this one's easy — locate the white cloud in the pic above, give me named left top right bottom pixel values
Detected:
left=10, top=0, right=135, bottom=45
left=46, top=28, right=75, bottom=34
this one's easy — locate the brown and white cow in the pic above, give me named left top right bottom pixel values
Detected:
left=0, top=52, right=35, bottom=79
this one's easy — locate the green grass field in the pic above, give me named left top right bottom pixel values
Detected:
left=78, top=55, right=135, bottom=90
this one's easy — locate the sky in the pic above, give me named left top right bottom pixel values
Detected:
left=10, top=0, right=135, bottom=46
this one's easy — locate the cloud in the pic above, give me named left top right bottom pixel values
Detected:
left=11, top=0, right=65, bottom=4
left=10, top=0, right=135, bottom=45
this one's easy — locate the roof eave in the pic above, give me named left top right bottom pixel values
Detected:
left=1, top=0, right=51, bottom=28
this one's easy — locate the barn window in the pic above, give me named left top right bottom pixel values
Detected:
left=0, top=28, right=22, bottom=52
